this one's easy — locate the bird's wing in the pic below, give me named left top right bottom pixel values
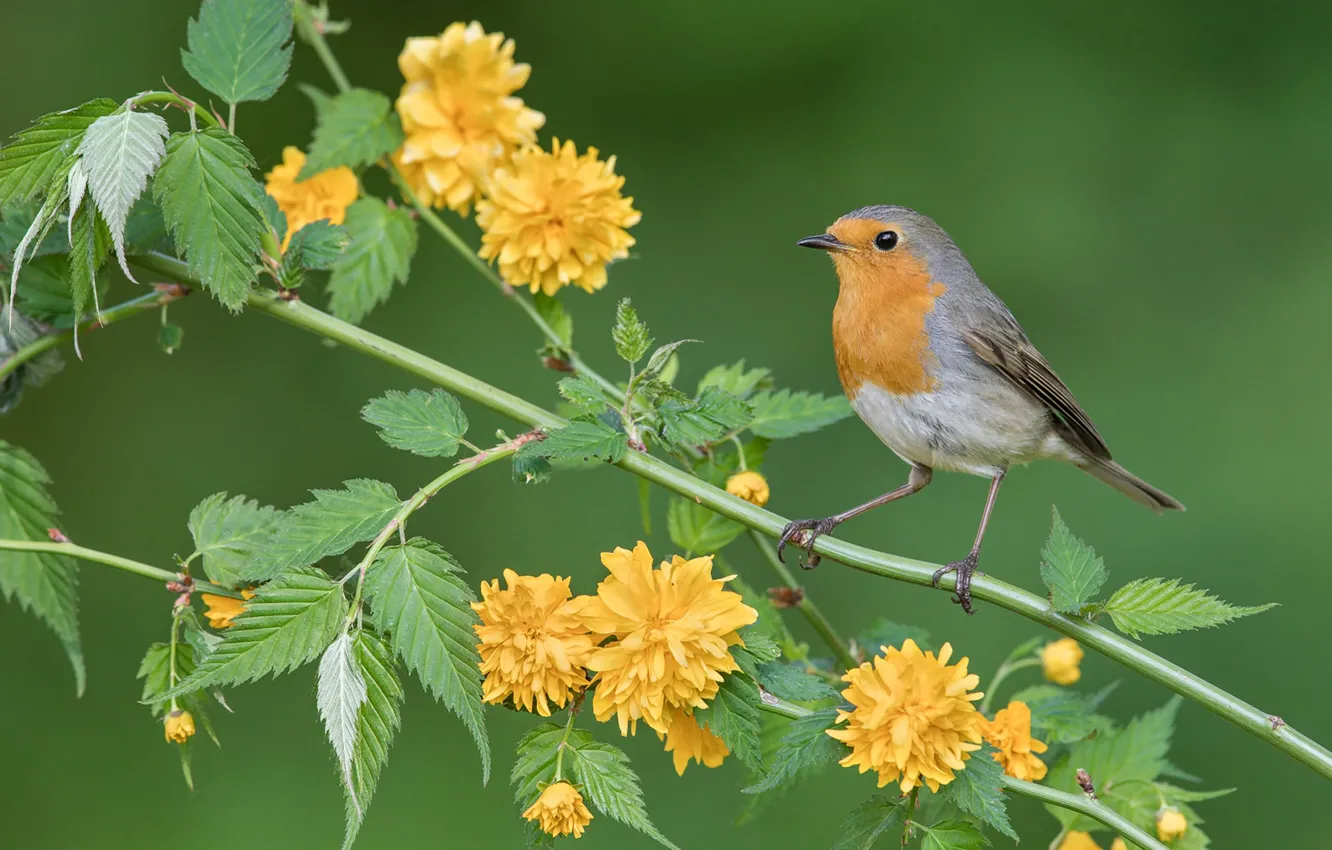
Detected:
left=962, top=326, right=1111, bottom=460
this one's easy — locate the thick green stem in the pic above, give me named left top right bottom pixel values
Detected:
left=0, top=539, right=240, bottom=597
left=748, top=530, right=855, bottom=671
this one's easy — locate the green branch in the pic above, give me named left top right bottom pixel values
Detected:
left=0, top=538, right=240, bottom=598
left=130, top=91, right=223, bottom=130
left=748, top=530, right=855, bottom=670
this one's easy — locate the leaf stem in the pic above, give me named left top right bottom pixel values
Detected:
left=227, top=102, right=236, bottom=134
left=129, top=92, right=223, bottom=130
left=980, top=657, right=1042, bottom=714
left=748, top=530, right=855, bottom=671
left=293, top=2, right=353, bottom=94
left=0, top=538, right=241, bottom=597
left=553, top=705, right=579, bottom=782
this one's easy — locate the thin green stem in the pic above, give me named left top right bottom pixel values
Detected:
left=130, top=92, right=223, bottom=130
left=293, top=4, right=352, bottom=94
left=0, top=539, right=241, bottom=597
left=227, top=102, right=236, bottom=134
left=980, top=658, right=1042, bottom=714
left=553, top=705, right=579, bottom=782
left=0, top=285, right=189, bottom=381
left=167, top=607, right=183, bottom=712
left=748, top=530, right=855, bottom=671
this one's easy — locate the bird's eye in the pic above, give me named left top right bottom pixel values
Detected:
left=874, top=230, right=899, bottom=251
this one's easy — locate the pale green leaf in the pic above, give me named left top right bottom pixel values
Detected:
left=318, top=632, right=367, bottom=805
left=612, top=298, right=651, bottom=363
left=657, top=387, right=752, bottom=448
left=244, top=479, right=400, bottom=580
left=327, top=197, right=418, bottom=323
left=921, top=820, right=989, bottom=850
left=0, top=440, right=82, bottom=693
left=697, top=359, right=772, bottom=399
left=832, top=795, right=905, bottom=850
left=343, top=629, right=403, bottom=850
left=743, top=707, right=839, bottom=794
left=361, top=388, right=468, bottom=458
left=188, top=491, right=283, bottom=587
left=666, top=494, right=745, bottom=556
left=287, top=219, right=348, bottom=270
left=531, top=419, right=627, bottom=463
left=0, top=99, right=117, bottom=206
left=363, top=539, right=489, bottom=781
left=181, top=0, right=293, bottom=104
left=152, top=129, right=265, bottom=311
left=8, top=165, right=70, bottom=304
left=298, top=88, right=402, bottom=178
left=695, top=671, right=763, bottom=770
left=1040, top=507, right=1108, bottom=613
left=76, top=108, right=168, bottom=280
left=747, top=389, right=853, bottom=439
left=1103, top=577, right=1275, bottom=638
left=941, top=744, right=1017, bottom=841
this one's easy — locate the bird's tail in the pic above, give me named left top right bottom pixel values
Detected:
left=1078, top=457, right=1185, bottom=513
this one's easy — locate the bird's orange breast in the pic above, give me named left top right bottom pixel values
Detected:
left=830, top=245, right=946, bottom=400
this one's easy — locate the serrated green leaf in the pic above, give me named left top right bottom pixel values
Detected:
left=1158, top=783, right=1234, bottom=803
left=612, top=298, right=651, bottom=363
left=532, top=419, right=627, bottom=463
left=298, top=88, right=402, bottom=179
left=511, top=723, right=563, bottom=806
left=698, top=359, right=772, bottom=400
left=188, top=491, right=283, bottom=587
left=511, top=453, right=552, bottom=485
left=0, top=99, right=117, bottom=207
left=1009, top=683, right=1115, bottom=744
left=343, top=629, right=403, bottom=850
left=557, top=375, right=611, bottom=413
left=1102, top=577, right=1274, bottom=639
left=534, top=292, right=572, bottom=347
left=244, top=479, right=400, bottom=580
left=730, top=574, right=803, bottom=661
left=326, top=197, right=418, bottom=324
left=832, top=795, right=905, bottom=850
left=921, top=820, right=989, bottom=850
left=754, top=661, right=837, bottom=702
left=76, top=108, right=168, bottom=279
left=152, top=129, right=265, bottom=311
left=1040, top=508, right=1108, bottom=614
left=287, top=219, right=348, bottom=270
left=318, top=632, right=367, bottom=809
left=0, top=440, right=82, bottom=693
left=657, top=386, right=752, bottom=448
left=162, top=566, right=347, bottom=698
left=747, top=389, right=853, bottom=439
left=666, top=495, right=745, bottom=556
left=941, top=744, right=1017, bottom=841
left=8, top=163, right=70, bottom=302
left=138, top=642, right=192, bottom=717
left=856, top=617, right=933, bottom=654
left=361, top=389, right=468, bottom=458
left=743, top=707, right=839, bottom=794
left=0, top=309, right=63, bottom=412
left=181, top=0, right=293, bottom=105
left=696, top=671, right=763, bottom=770
left=640, top=339, right=696, bottom=382
left=259, top=191, right=286, bottom=244
left=363, top=538, right=489, bottom=781
left=566, top=737, right=680, bottom=850
left=66, top=189, right=111, bottom=326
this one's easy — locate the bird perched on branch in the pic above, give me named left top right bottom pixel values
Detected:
left=778, top=206, right=1182, bottom=613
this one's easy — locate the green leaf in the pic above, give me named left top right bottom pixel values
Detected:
left=1009, top=683, right=1115, bottom=744
left=695, top=671, right=763, bottom=770
left=856, top=617, right=932, bottom=653
left=181, top=0, right=293, bottom=105
left=612, top=298, right=651, bottom=363
left=531, top=419, right=628, bottom=464
left=188, top=491, right=283, bottom=587
left=343, top=629, right=403, bottom=850
left=300, top=83, right=336, bottom=117
left=298, top=88, right=403, bottom=179
left=8, top=163, right=71, bottom=301
left=363, top=539, right=489, bottom=781
left=657, top=387, right=753, bottom=448
left=640, top=339, right=696, bottom=382
left=0, top=309, right=63, bottom=412
left=287, top=220, right=349, bottom=270
left=326, top=197, right=418, bottom=324
left=152, top=129, right=265, bottom=311
left=940, top=744, right=1017, bottom=841
left=0, top=440, right=82, bottom=693
left=0, top=99, right=117, bottom=207
left=138, top=642, right=194, bottom=717
left=162, top=566, right=348, bottom=697
left=76, top=108, right=168, bottom=279
left=754, top=661, right=837, bottom=702
left=65, top=188, right=112, bottom=326
left=318, top=632, right=368, bottom=813
left=361, top=389, right=468, bottom=458
left=697, top=359, right=772, bottom=400
left=747, top=389, right=853, bottom=439
left=1040, top=507, right=1108, bottom=614
left=158, top=322, right=185, bottom=354
left=666, top=494, right=745, bottom=556
left=511, top=453, right=552, bottom=485
left=832, top=795, right=905, bottom=850
left=557, top=375, right=612, bottom=413
left=743, top=707, right=840, bottom=794
left=245, top=479, right=400, bottom=580
left=921, top=820, right=989, bottom=850
left=534, top=292, right=572, bottom=347
left=1102, top=577, right=1275, bottom=639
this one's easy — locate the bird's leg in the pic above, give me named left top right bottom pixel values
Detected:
left=932, top=471, right=1005, bottom=614
left=778, top=465, right=932, bottom=569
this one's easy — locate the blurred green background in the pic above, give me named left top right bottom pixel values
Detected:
left=4, top=1, right=1331, bottom=847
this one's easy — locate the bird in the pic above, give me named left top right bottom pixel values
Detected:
left=777, top=205, right=1183, bottom=613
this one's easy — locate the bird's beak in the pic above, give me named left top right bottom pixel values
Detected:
left=797, top=233, right=847, bottom=252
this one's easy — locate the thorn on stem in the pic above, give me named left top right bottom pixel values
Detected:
left=1270, top=715, right=1286, bottom=730
left=1075, top=768, right=1097, bottom=800
left=47, top=527, right=70, bottom=543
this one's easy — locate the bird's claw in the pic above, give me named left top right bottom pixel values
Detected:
left=777, top=517, right=840, bottom=569
left=932, top=552, right=981, bottom=615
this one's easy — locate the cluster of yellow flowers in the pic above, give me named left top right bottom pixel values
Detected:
left=263, top=148, right=358, bottom=250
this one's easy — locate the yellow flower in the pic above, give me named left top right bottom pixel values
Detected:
left=1057, top=831, right=1103, bottom=850
left=522, top=780, right=593, bottom=838
left=201, top=590, right=254, bottom=630
left=980, top=700, right=1049, bottom=781
left=1110, top=839, right=1129, bottom=850
left=1042, top=637, right=1084, bottom=685
left=393, top=21, right=545, bottom=214
left=164, top=709, right=195, bottom=744
left=659, top=705, right=729, bottom=775
left=573, top=542, right=757, bottom=736
left=1156, top=808, right=1187, bottom=842
left=827, top=639, right=984, bottom=793
left=476, top=139, right=640, bottom=295
left=263, top=147, right=358, bottom=249
left=725, top=470, right=770, bottom=507
left=471, top=570, right=595, bottom=716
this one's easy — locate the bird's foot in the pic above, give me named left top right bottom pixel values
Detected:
left=777, top=517, right=840, bottom=569
left=932, top=551, right=981, bottom=615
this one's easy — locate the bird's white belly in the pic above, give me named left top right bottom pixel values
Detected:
left=849, top=381, right=1062, bottom=477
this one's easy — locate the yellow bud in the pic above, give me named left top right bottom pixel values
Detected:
left=1156, top=808, right=1187, bottom=842
left=521, top=781, right=593, bottom=838
left=725, top=470, right=770, bottom=507
left=164, top=709, right=195, bottom=744
left=1041, top=637, right=1084, bottom=685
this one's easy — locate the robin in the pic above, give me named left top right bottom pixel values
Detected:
left=777, top=205, right=1183, bottom=613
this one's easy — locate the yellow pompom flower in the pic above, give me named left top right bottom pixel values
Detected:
left=263, top=147, right=358, bottom=249
left=827, top=639, right=984, bottom=793
left=725, top=470, right=770, bottom=507
left=573, top=542, right=757, bottom=736
left=1156, top=808, right=1187, bottom=842
left=393, top=22, right=545, bottom=214
left=164, top=709, right=195, bottom=744
left=472, top=570, right=595, bottom=716
left=522, top=781, right=593, bottom=838
left=201, top=590, right=254, bottom=630
left=476, top=139, right=641, bottom=296
left=659, top=705, right=729, bottom=775
left=980, top=700, right=1049, bottom=781
left=1057, top=831, right=1103, bottom=850
left=1042, top=637, right=1084, bottom=685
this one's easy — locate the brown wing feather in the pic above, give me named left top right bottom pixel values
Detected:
left=963, top=328, right=1111, bottom=460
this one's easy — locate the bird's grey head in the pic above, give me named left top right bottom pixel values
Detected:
left=796, top=205, right=971, bottom=279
